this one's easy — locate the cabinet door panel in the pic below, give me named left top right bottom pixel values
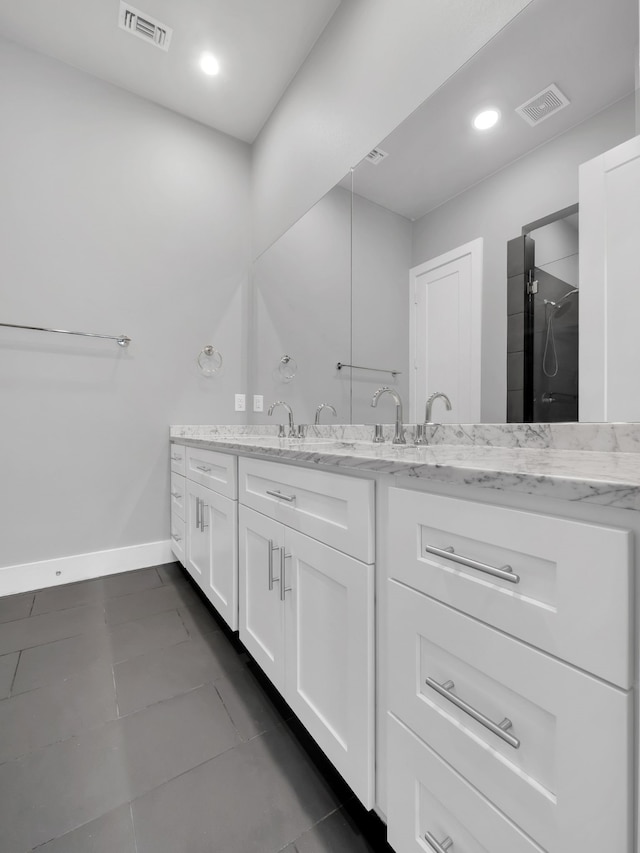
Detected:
left=202, top=491, right=238, bottom=631
left=239, top=506, right=285, bottom=691
left=185, top=480, right=208, bottom=586
left=284, top=528, right=374, bottom=808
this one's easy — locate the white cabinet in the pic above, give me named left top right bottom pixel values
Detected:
left=170, top=443, right=238, bottom=631
left=169, top=444, right=186, bottom=567
left=238, top=460, right=375, bottom=809
left=385, top=484, right=634, bottom=853
left=186, top=479, right=238, bottom=630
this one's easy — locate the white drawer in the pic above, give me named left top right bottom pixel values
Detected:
left=387, top=580, right=632, bottom=853
left=388, top=487, right=632, bottom=687
left=170, top=442, right=186, bottom=475
left=170, top=515, right=185, bottom=567
left=387, top=714, right=542, bottom=853
left=186, top=446, right=237, bottom=499
left=239, top=457, right=374, bottom=563
left=170, top=472, right=185, bottom=521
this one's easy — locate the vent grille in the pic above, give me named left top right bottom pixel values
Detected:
left=515, top=84, right=570, bottom=127
left=118, top=2, right=172, bottom=50
left=365, top=148, right=389, bottom=165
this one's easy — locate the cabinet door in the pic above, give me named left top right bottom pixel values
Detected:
left=238, top=506, right=285, bottom=692
left=185, top=479, right=209, bottom=587
left=284, top=528, right=374, bottom=808
left=202, top=491, right=238, bottom=631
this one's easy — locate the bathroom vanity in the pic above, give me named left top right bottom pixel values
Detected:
left=169, top=424, right=640, bottom=853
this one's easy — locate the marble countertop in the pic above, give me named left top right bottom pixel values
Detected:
left=170, top=425, right=640, bottom=512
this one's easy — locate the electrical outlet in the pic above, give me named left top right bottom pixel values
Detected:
left=253, top=395, right=264, bottom=412
left=235, top=393, right=246, bottom=412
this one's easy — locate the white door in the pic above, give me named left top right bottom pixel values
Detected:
left=203, top=491, right=238, bottom=631
left=579, top=135, right=640, bottom=421
left=284, top=528, right=374, bottom=808
left=238, top=506, right=285, bottom=691
left=410, top=238, right=482, bottom=422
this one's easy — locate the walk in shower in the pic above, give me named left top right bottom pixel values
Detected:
left=507, top=206, right=579, bottom=422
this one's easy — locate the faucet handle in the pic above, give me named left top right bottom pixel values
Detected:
left=373, top=424, right=385, bottom=443
left=414, top=424, right=428, bottom=445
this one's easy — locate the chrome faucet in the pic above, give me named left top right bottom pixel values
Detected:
left=371, top=387, right=406, bottom=444
left=415, top=392, right=452, bottom=444
left=425, top=392, right=452, bottom=423
left=268, top=401, right=295, bottom=438
left=314, top=403, right=337, bottom=425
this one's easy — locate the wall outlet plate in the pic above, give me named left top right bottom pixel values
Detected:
left=235, top=393, right=246, bottom=412
left=253, top=395, right=264, bottom=412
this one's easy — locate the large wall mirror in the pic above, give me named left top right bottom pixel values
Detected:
left=251, top=0, right=638, bottom=426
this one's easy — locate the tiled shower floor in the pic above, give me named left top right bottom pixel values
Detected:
left=0, top=563, right=385, bottom=852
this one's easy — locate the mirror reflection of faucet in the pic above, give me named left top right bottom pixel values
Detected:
left=415, top=392, right=452, bottom=444
left=315, top=403, right=337, bottom=425
left=371, top=387, right=406, bottom=444
left=267, top=400, right=305, bottom=438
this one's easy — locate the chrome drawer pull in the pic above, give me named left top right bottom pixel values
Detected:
left=268, top=539, right=280, bottom=590
left=171, top=454, right=182, bottom=461
left=195, top=496, right=202, bottom=530
left=170, top=491, right=182, bottom=499
left=425, top=833, right=453, bottom=853
left=425, top=677, right=520, bottom=749
left=196, top=465, right=211, bottom=473
left=424, top=544, right=520, bottom=584
left=280, top=551, right=292, bottom=601
left=266, top=489, right=296, bottom=503
left=171, top=533, right=182, bottom=543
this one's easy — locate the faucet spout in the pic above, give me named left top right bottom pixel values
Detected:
left=371, top=386, right=406, bottom=444
left=425, top=392, right=452, bottom=424
left=314, top=403, right=337, bottom=425
left=268, top=401, right=295, bottom=437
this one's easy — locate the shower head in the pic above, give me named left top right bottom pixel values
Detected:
left=544, top=288, right=578, bottom=318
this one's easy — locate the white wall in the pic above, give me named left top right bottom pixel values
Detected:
left=250, top=186, right=352, bottom=426
left=0, top=38, right=251, bottom=570
left=352, top=195, right=412, bottom=423
left=251, top=0, right=535, bottom=258
left=411, top=94, right=636, bottom=422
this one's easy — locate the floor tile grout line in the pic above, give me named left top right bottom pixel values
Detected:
left=8, top=649, right=21, bottom=696
left=28, top=593, right=36, bottom=617
left=130, top=801, right=140, bottom=853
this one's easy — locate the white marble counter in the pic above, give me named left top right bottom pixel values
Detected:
left=170, top=425, right=640, bottom=512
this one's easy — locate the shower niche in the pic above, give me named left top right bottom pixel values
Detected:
left=507, top=206, right=579, bottom=422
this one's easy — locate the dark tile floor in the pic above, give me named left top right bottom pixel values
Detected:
left=0, top=563, right=386, bottom=853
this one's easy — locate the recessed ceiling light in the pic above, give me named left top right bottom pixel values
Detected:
left=473, top=108, right=501, bottom=131
left=199, top=52, right=220, bottom=76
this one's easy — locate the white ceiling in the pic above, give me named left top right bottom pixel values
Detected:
left=350, top=0, right=638, bottom=220
left=0, top=0, right=342, bottom=142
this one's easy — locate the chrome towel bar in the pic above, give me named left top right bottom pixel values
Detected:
left=336, top=362, right=401, bottom=377
left=0, top=322, right=131, bottom=347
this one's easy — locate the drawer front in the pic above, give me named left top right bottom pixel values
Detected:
left=239, top=458, right=374, bottom=563
left=170, top=442, right=186, bottom=476
left=387, top=714, right=542, bottom=853
left=186, top=446, right=237, bottom=499
left=170, top=514, right=185, bottom=567
left=388, top=487, right=632, bottom=687
left=387, top=580, right=632, bottom=852
left=170, top=473, right=185, bottom=521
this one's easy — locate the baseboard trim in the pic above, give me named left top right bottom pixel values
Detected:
left=0, top=540, right=174, bottom=596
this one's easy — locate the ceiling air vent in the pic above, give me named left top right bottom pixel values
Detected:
left=515, top=84, right=570, bottom=127
left=118, top=2, right=172, bottom=51
left=364, top=147, right=389, bottom=165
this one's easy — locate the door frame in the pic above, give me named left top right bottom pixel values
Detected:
left=409, top=237, right=483, bottom=422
